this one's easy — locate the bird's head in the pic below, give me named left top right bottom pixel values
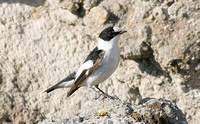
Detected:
left=99, top=26, right=127, bottom=41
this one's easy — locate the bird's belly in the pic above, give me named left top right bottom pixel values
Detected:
left=81, top=50, right=120, bottom=86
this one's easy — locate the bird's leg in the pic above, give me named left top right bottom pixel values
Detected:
left=89, top=86, right=102, bottom=99
left=95, top=85, right=106, bottom=95
left=94, top=85, right=115, bottom=99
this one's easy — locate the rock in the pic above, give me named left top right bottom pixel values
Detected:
left=0, top=0, right=200, bottom=123
left=59, top=0, right=80, bottom=13
left=83, top=6, right=109, bottom=25
left=138, top=98, right=187, bottom=124
left=152, top=7, right=169, bottom=21
left=124, top=1, right=200, bottom=123
left=39, top=97, right=187, bottom=124
left=57, top=9, right=78, bottom=24
left=0, top=92, right=44, bottom=123
left=83, top=0, right=99, bottom=13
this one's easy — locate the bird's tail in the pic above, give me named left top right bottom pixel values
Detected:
left=44, top=78, right=75, bottom=93
left=44, top=84, right=60, bottom=93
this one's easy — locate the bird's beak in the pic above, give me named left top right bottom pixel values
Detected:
left=119, top=30, right=127, bottom=34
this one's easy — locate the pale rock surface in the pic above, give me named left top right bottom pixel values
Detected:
left=40, top=97, right=187, bottom=124
left=83, top=6, right=109, bottom=25
left=0, top=0, right=199, bottom=123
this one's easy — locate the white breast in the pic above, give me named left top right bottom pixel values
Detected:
left=81, top=37, right=121, bottom=86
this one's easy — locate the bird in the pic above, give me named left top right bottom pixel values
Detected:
left=44, top=26, right=127, bottom=97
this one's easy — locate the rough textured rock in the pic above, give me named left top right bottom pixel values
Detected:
left=40, top=97, right=187, bottom=124
left=0, top=0, right=199, bottom=123
left=123, top=1, right=200, bottom=123
left=83, top=6, right=109, bottom=25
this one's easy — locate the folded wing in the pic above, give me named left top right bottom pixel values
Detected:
left=67, top=47, right=105, bottom=97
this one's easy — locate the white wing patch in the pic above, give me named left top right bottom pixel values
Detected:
left=57, top=80, right=75, bottom=88
left=113, top=27, right=120, bottom=32
left=75, top=60, right=93, bottom=80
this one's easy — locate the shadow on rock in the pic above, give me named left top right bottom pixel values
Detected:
left=124, top=42, right=171, bottom=80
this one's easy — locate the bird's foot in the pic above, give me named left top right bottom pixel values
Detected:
left=90, top=86, right=118, bottom=100
left=101, top=92, right=116, bottom=100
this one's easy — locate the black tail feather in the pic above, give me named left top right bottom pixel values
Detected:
left=44, top=85, right=58, bottom=93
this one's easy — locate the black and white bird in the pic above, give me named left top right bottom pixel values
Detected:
left=44, top=26, right=127, bottom=97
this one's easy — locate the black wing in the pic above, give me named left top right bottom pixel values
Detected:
left=84, top=47, right=104, bottom=64
left=67, top=48, right=105, bottom=97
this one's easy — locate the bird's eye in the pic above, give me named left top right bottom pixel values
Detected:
left=108, top=32, right=114, bottom=36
